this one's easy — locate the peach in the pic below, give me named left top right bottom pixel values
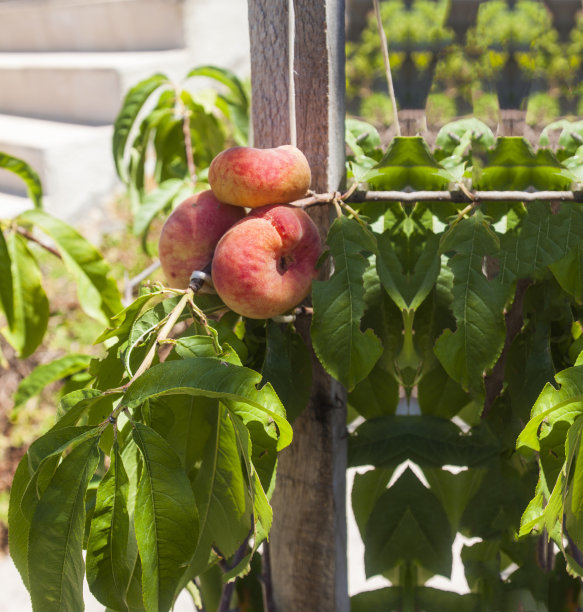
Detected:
left=208, top=145, right=311, bottom=208
left=158, top=190, right=245, bottom=289
left=211, top=204, right=321, bottom=319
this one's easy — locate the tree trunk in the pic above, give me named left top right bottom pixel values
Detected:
left=248, top=1, right=348, bottom=611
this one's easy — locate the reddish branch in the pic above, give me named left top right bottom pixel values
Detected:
left=14, top=227, right=61, bottom=259
left=483, top=278, right=532, bottom=416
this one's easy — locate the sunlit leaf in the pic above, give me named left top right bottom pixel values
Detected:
left=182, top=405, right=253, bottom=582
left=28, top=436, right=100, bottom=611
left=13, top=353, right=92, bottom=409
left=113, top=73, right=171, bottom=182
left=3, top=232, right=49, bottom=357
left=124, top=357, right=292, bottom=450
left=476, top=137, right=575, bottom=190
left=86, top=442, right=132, bottom=610
left=517, top=365, right=583, bottom=453
left=18, top=209, right=123, bottom=325
left=0, top=229, right=14, bottom=328
left=0, top=152, right=43, bottom=208
left=132, top=423, right=199, bottom=612
left=367, top=137, right=452, bottom=190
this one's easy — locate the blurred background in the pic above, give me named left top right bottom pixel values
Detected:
left=0, top=0, right=250, bottom=224
left=346, top=0, right=583, bottom=140
left=1, top=0, right=581, bottom=222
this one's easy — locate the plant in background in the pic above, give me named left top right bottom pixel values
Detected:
left=346, top=0, right=454, bottom=117
left=346, top=0, right=580, bottom=129
left=0, top=153, right=122, bottom=361
left=113, top=65, right=249, bottom=252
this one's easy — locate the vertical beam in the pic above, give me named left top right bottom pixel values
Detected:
left=248, top=0, right=293, bottom=147
left=248, top=1, right=348, bottom=611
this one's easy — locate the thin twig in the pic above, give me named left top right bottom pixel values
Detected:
left=124, top=259, right=162, bottom=305
left=217, top=537, right=251, bottom=612
left=373, top=0, right=401, bottom=136
left=483, top=278, right=532, bottom=416
left=175, top=85, right=196, bottom=184
left=125, top=290, right=190, bottom=386
left=14, top=228, right=61, bottom=259
left=293, top=189, right=583, bottom=207
left=262, top=541, right=276, bottom=612
left=182, top=109, right=197, bottom=184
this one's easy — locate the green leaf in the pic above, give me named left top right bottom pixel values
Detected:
left=3, top=232, right=49, bottom=357
left=311, top=216, right=383, bottom=390
left=434, top=213, right=507, bottom=398
left=187, top=405, right=253, bottom=580
left=13, top=353, right=92, bottom=409
left=132, top=423, right=199, bottom=612
left=551, top=243, right=583, bottom=301
left=28, top=436, right=100, bottom=612
left=351, top=468, right=393, bottom=540
left=0, top=152, right=43, bottom=208
left=348, top=262, right=401, bottom=417
left=27, top=425, right=99, bottom=474
left=0, top=229, right=14, bottom=328
left=376, top=232, right=440, bottom=311
left=261, top=321, right=311, bottom=422
left=349, top=416, right=500, bottom=468
left=186, top=65, right=248, bottom=113
left=86, top=442, right=132, bottom=610
left=173, top=335, right=219, bottom=360
left=476, top=137, right=575, bottom=191
left=18, top=209, right=123, bottom=325
left=422, top=468, right=487, bottom=532
left=186, top=65, right=249, bottom=145
left=435, top=118, right=495, bottom=156
left=94, top=288, right=166, bottom=344
left=416, top=587, right=481, bottom=611
left=123, top=358, right=292, bottom=451
left=417, top=364, right=471, bottom=419
left=364, top=467, right=453, bottom=577
left=348, top=357, right=400, bottom=418
left=149, top=394, right=213, bottom=475
left=56, top=388, right=112, bottom=425
left=345, top=118, right=382, bottom=158
left=498, top=202, right=583, bottom=284
left=505, top=320, right=555, bottom=422
left=461, top=462, right=534, bottom=539
left=133, top=178, right=191, bottom=245
left=517, top=365, right=583, bottom=453
left=351, top=587, right=402, bottom=612
left=8, top=454, right=33, bottom=589
left=368, top=137, right=452, bottom=190
left=113, top=73, right=171, bottom=183
left=540, top=119, right=583, bottom=156
left=125, top=295, right=188, bottom=376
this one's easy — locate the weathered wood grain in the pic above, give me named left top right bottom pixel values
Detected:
left=247, top=1, right=348, bottom=610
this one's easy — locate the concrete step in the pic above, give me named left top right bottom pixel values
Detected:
left=0, top=50, right=191, bottom=125
left=0, top=0, right=187, bottom=53
left=0, top=114, right=119, bottom=221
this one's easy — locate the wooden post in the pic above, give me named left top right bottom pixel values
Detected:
left=248, top=1, right=348, bottom=610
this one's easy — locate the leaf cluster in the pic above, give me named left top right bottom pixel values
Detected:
left=341, top=118, right=583, bottom=608
left=112, top=66, right=249, bottom=251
